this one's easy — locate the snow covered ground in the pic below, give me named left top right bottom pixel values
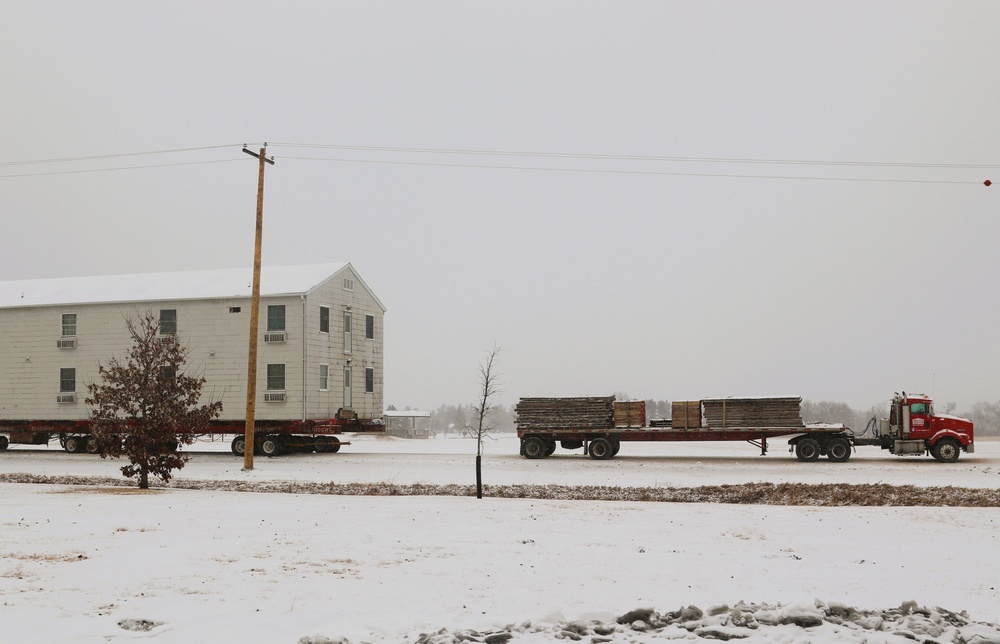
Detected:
left=1, top=435, right=999, bottom=642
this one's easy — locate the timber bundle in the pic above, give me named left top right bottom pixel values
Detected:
left=701, top=397, right=804, bottom=429
left=515, top=396, right=615, bottom=430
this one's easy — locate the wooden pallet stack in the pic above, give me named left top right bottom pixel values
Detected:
left=671, top=401, right=702, bottom=429
left=515, top=396, right=615, bottom=430
left=701, top=397, right=804, bottom=429
left=613, top=400, right=646, bottom=428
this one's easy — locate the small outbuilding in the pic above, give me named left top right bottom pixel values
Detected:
left=0, top=263, right=385, bottom=423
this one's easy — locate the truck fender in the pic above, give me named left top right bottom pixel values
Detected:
left=929, top=429, right=971, bottom=448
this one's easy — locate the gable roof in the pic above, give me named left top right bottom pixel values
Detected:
left=0, top=263, right=385, bottom=311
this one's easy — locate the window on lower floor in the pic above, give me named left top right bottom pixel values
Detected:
left=60, top=368, right=76, bottom=393
left=319, top=364, right=329, bottom=391
left=266, top=363, right=285, bottom=390
left=365, top=367, right=374, bottom=393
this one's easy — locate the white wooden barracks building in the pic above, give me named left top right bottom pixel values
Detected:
left=0, top=263, right=385, bottom=423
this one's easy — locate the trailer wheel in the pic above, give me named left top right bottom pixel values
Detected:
left=544, top=439, right=557, bottom=457
left=316, top=435, right=341, bottom=454
left=64, top=435, right=84, bottom=454
left=931, top=438, right=961, bottom=463
left=0, top=435, right=8, bottom=450
left=260, top=436, right=281, bottom=457
left=826, top=437, right=852, bottom=462
left=795, top=437, right=821, bottom=462
left=611, top=438, right=621, bottom=456
left=589, top=437, right=614, bottom=460
left=84, top=436, right=100, bottom=454
left=231, top=436, right=246, bottom=456
left=522, top=436, right=547, bottom=459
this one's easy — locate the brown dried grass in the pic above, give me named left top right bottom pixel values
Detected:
left=2, top=473, right=998, bottom=506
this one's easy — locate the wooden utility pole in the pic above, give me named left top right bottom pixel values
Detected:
left=242, top=144, right=274, bottom=470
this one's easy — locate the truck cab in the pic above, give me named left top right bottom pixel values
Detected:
left=884, top=392, right=974, bottom=462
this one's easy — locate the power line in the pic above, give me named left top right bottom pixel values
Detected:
left=271, top=142, right=1000, bottom=170
left=279, top=155, right=984, bottom=185
left=0, top=144, right=248, bottom=168
left=0, top=158, right=246, bottom=178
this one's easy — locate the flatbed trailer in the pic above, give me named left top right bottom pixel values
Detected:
left=515, top=393, right=974, bottom=463
left=518, top=424, right=853, bottom=461
left=0, top=414, right=384, bottom=457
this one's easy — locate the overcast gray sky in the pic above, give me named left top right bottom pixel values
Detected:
left=2, top=2, right=998, bottom=411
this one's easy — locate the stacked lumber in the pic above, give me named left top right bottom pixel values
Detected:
left=701, top=397, right=804, bottom=429
left=613, top=400, right=646, bottom=428
left=515, top=396, right=615, bottom=430
left=671, top=401, right=702, bottom=429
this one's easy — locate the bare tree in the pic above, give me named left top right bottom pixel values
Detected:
left=467, top=345, right=501, bottom=499
left=86, top=312, right=223, bottom=489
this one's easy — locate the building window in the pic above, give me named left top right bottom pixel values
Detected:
left=61, top=313, right=77, bottom=337
left=343, top=278, right=354, bottom=291
left=319, top=306, right=330, bottom=334
left=60, top=368, right=76, bottom=393
left=365, top=314, right=374, bottom=340
left=160, top=366, right=176, bottom=381
left=365, top=367, right=374, bottom=393
left=319, top=364, right=329, bottom=391
left=266, top=363, right=285, bottom=391
left=229, top=306, right=241, bottom=313
left=159, top=309, right=177, bottom=335
left=267, top=305, right=285, bottom=332
left=343, top=311, right=352, bottom=354
left=343, top=367, right=352, bottom=408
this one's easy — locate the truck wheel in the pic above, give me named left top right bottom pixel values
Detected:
left=260, top=436, right=281, bottom=457
left=931, top=438, right=961, bottom=463
left=64, top=435, right=84, bottom=454
left=522, top=436, right=547, bottom=459
left=544, top=439, right=557, bottom=457
left=611, top=438, right=621, bottom=456
left=589, top=438, right=614, bottom=460
left=231, top=436, right=246, bottom=456
left=0, top=435, right=8, bottom=450
left=795, top=438, right=821, bottom=462
left=826, top=437, right=852, bottom=462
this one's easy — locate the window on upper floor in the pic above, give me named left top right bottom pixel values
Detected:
left=61, top=313, right=77, bottom=337
left=159, top=309, right=177, bottom=335
left=365, top=314, right=374, bottom=340
left=343, top=311, right=352, bottom=354
left=319, top=306, right=330, bottom=334
left=319, top=364, right=329, bottom=391
left=267, top=305, right=285, bottom=332
left=343, top=278, right=354, bottom=291
left=365, top=367, right=374, bottom=393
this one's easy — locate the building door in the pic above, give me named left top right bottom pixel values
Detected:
left=343, top=367, right=352, bottom=409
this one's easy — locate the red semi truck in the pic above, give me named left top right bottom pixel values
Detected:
left=0, top=410, right=383, bottom=456
left=516, top=392, right=974, bottom=463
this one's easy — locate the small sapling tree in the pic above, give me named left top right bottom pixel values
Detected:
left=466, top=345, right=501, bottom=499
left=86, top=312, right=223, bottom=489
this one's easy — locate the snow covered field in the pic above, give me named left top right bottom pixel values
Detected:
left=2, top=435, right=999, bottom=642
